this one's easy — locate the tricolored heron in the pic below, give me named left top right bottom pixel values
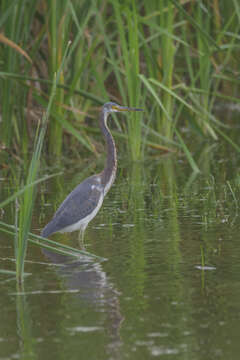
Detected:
left=41, top=102, right=143, bottom=240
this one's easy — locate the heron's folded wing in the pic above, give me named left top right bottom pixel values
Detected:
left=53, top=179, right=103, bottom=230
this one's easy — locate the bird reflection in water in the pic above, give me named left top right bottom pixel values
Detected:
left=42, top=248, right=124, bottom=358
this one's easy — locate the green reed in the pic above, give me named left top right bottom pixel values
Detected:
left=13, top=75, right=57, bottom=283
left=0, top=62, right=56, bottom=282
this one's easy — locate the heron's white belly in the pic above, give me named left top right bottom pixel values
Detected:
left=59, top=193, right=104, bottom=233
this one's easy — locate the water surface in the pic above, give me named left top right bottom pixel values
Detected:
left=1, top=149, right=240, bottom=359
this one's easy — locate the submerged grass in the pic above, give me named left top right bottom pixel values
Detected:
left=0, top=221, right=106, bottom=261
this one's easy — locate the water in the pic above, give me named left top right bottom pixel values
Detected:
left=1, top=149, right=240, bottom=359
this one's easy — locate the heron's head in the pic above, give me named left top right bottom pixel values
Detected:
left=102, top=102, right=143, bottom=114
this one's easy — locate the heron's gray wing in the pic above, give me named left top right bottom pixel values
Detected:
left=41, top=176, right=103, bottom=237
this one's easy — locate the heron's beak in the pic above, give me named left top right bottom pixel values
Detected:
left=112, top=105, right=143, bottom=112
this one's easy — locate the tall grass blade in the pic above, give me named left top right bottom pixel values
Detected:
left=14, top=66, right=59, bottom=283
left=175, top=130, right=200, bottom=173
left=111, top=0, right=142, bottom=160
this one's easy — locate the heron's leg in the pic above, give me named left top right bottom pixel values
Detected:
left=78, top=228, right=85, bottom=249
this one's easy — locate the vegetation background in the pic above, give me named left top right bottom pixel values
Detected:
left=1, top=0, right=240, bottom=161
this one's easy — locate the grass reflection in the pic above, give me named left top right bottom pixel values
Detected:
left=125, top=162, right=147, bottom=312
left=16, top=283, right=37, bottom=360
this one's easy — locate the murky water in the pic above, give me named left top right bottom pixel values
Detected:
left=1, top=147, right=240, bottom=359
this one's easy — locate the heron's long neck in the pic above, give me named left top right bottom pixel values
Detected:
left=100, top=111, right=117, bottom=193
